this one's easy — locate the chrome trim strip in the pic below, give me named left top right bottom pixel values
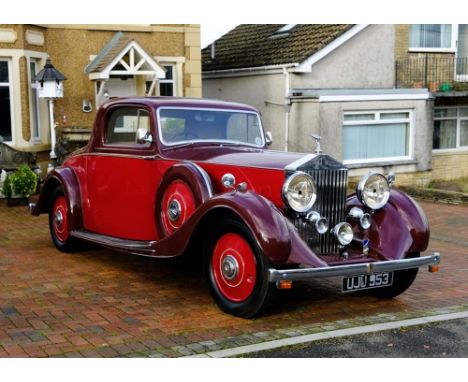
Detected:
left=191, top=162, right=214, bottom=198
left=284, top=154, right=317, bottom=172
left=268, top=252, right=441, bottom=282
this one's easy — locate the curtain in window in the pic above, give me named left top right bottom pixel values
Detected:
left=343, top=123, right=408, bottom=161
left=410, top=24, right=452, bottom=48
left=433, top=119, right=457, bottom=149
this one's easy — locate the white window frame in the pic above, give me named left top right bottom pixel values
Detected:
left=159, top=63, right=176, bottom=96
left=342, top=109, right=414, bottom=165
left=0, top=58, right=14, bottom=144
left=28, top=58, right=41, bottom=143
left=409, top=24, right=458, bottom=53
left=433, top=106, right=468, bottom=153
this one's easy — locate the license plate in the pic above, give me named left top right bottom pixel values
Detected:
left=342, top=272, right=393, bottom=293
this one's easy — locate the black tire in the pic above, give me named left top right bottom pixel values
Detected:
left=204, top=217, right=275, bottom=318
left=368, top=252, right=420, bottom=298
left=48, top=188, right=82, bottom=253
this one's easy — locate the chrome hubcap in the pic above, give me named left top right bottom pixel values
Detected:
left=168, top=199, right=182, bottom=222
left=55, top=210, right=63, bottom=228
left=221, top=255, right=239, bottom=280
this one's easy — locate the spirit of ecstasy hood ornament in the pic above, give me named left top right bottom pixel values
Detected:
left=311, top=134, right=322, bottom=155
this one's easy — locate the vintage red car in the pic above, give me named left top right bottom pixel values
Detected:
left=31, top=97, right=440, bottom=318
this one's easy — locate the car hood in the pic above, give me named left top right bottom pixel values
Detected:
left=163, top=145, right=309, bottom=170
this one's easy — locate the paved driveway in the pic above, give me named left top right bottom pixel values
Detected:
left=0, top=200, right=467, bottom=357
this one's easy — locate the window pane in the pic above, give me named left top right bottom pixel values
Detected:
left=433, top=119, right=456, bottom=149
left=0, top=87, right=12, bottom=141
left=163, top=65, right=173, bottom=80
left=30, top=61, right=40, bottom=139
left=410, top=24, right=452, bottom=48
left=106, top=108, right=150, bottom=145
left=0, top=61, right=9, bottom=82
left=343, top=123, right=408, bottom=161
left=434, top=108, right=457, bottom=118
left=380, top=112, right=410, bottom=120
left=343, top=113, right=375, bottom=122
left=459, top=107, right=468, bottom=117
left=160, top=82, right=174, bottom=96
left=460, top=120, right=468, bottom=147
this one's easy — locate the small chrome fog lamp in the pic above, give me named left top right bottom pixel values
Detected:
left=359, top=213, right=372, bottom=230
left=306, top=211, right=329, bottom=234
left=333, top=222, right=354, bottom=246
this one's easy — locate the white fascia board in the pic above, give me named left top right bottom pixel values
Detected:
left=293, top=24, right=369, bottom=73
left=318, top=93, right=433, bottom=103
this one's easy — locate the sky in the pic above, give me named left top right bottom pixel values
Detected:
left=201, top=24, right=239, bottom=48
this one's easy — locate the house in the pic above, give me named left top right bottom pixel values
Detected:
left=202, top=24, right=468, bottom=185
left=0, top=24, right=201, bottom=171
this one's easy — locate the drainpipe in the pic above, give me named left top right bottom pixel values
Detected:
left=283, top=66, right=291, bottom=152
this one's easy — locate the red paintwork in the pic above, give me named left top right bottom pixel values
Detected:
left=212, top=233, right=257, bottom=302
left=32, top=97, right=431, bottom=270
left=52, top=196, right=69, bottom=242
left=160, top=180, right=196, bottom=235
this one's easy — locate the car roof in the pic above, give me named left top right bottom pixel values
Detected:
left=103, top=97, right=259, bottom=113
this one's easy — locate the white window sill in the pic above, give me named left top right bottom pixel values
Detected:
left=408, top=48, right=456, bottom=53
left=432, top=148, right=468, bottom=155
left=345, top=159, right=416, bottom=169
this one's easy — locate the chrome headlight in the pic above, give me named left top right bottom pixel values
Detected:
left=282, top=172, right=317, bottom=213
left=356, top=173, right=390, bottom=210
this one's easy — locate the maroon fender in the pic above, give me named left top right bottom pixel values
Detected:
left=155, top=162, right=214, bottom=238
left=154, top=190, right=294, bottom=265
left=346, top=189, right=430, bottom=260
left=32, top=168, right=83, bottom=231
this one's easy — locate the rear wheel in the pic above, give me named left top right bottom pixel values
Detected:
left=204, top=217, right=275, bottom=318
left=49, top=188, right=82, bottom=252
left=369, top=252, right=420, bottom=298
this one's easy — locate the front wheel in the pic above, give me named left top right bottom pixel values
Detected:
left=204, top=217, right=275, bottom=318
left=369, top=252, right=420, bottom=298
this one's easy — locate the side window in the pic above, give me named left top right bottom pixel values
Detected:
left=105, top=108, right=150, bottom=145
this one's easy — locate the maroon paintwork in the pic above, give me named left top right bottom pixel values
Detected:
left=33, top=97, right=430, bottom=269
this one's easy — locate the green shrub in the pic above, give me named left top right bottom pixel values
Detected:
left=2, top=173, right=13, bottom=198
left=2, top=166, right=38, bottom=198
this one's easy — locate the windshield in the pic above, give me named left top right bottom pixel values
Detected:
left=158, top=108, right=265, bottom=147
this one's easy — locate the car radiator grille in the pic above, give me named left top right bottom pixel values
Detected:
left=289, top=167, right=348, bottom=256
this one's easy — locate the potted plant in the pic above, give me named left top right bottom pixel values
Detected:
left=1, top=165, right=38, bottom=206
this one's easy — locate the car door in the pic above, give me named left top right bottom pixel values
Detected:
left=83, top=104, right=162, bottom=241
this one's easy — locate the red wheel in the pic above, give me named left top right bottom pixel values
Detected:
left=160, top=180, right=196, bottom=236
left=52, top=195, right=70, bottom=243
left=48, top=188, right=82, bottom=252
left=212, top=233, right=257, bottom=302
left=205, top=217, right=275, bottom=318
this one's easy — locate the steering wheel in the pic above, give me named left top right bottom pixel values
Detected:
left=171, top=132, right=199, bottom=141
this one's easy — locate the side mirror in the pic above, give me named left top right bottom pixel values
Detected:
left=265, top=131, right=273, bottom=146
left=136, top=127, right=153, bottom=144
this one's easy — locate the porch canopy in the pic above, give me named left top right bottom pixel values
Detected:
left=85, top=32, right=166, bottom=104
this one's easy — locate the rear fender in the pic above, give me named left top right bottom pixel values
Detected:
left=347, top=189, right=430, bottom=260
left=32, top=168, right=83, bottom=231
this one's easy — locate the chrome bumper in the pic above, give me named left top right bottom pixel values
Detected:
left=268, top=252, right=441, bottom=282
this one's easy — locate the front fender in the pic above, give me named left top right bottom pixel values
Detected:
left=155, top=190, right=293, bottom=264
left=347, top=189, right=430, bottom=260
left=32, top=168, right=83, bottom=231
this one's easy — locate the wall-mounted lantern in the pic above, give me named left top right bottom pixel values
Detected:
left=33, top=58, right=66, bottom=162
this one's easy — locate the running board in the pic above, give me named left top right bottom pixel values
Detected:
left=71, top=230, right=157, bottom=256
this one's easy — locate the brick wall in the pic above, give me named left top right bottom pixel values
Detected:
left=432, top=152, right=468, bottom=180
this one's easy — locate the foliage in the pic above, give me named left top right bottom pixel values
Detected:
left=2, top=173, right=12, bottom=198
left=2, top=165, right=38, bottom=198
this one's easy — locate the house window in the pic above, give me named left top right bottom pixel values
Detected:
left=409, top=24, right=453, bottom=50
left=0, top=59, right=13, bottom=142
left=433, top=107, right=468, bottom=150
left=159, top=65, right=175, bottom=96
left=343, top=111, right=412, bottom=163
left=30, top=60, right=41, bottom=141
left=145, top=64, right=176, bottom=96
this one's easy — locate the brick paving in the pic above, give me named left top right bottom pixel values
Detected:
left=0, top=199, right=467, bottom=357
